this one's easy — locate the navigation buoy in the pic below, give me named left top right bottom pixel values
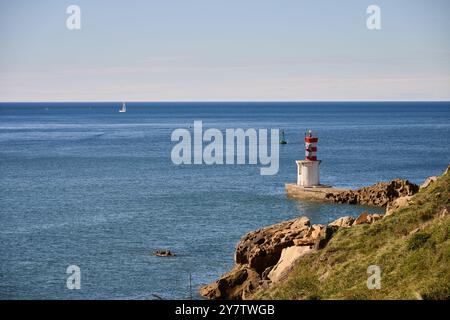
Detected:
left=279, top=130, right=287, bottom=144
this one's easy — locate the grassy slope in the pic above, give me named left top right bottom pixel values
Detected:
left=256, top=170, right=450, bottom=300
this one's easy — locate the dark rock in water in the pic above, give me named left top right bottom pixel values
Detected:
left=154, top=249, right=176, bottom=257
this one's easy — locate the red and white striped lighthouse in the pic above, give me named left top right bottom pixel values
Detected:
left=305, top=130, right=318, bottom=161
left=296, top=130, right=321, bottom=187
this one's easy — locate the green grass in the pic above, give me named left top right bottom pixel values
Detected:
left=254, top=169, right=450, bottom=300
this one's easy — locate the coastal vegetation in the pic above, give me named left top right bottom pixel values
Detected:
left=256, top=167, right=450, bottom=299
left=201, top=166, right=450, bottom=300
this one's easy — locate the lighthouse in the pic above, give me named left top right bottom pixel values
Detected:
left=286, top=130, right=347, bottom=200
left=296, top=130, right=321, bottom=187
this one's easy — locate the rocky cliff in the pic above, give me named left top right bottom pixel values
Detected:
left=200, top=168, right=449, bottom=300
left=200, top=212, right=383, bottom=299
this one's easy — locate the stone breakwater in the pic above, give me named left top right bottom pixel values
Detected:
left=200, top=178, right=423, bottom=300
left=325, top=179, right=419, bottom=206
left=286, top=179, right=419, bottom=206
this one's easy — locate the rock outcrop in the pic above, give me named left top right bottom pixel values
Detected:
left=200, top=213, right=382, bottom=299
left=352, top=212, right=383, bottom=225
left=268, top=246, right=314, bottom=283
left=328, top=216, right=354, bottom=228
left=200, top=174, right=438, bottom=300
left=255, top=167, right=450, bottom=300
left=420, top=176, right=438, bottom=190
left=200, top=215, right=342, bottom=300
left=234, top=216, right=313, bottom=274
left=385, top=195, right=414, bottom=216
left=199, top=265, right=260, bottom=300
left=325, top=179, right=419, bottom=207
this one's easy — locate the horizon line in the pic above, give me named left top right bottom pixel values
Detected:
left=1, top=100, right=450, bottom=104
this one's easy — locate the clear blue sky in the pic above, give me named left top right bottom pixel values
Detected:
left=0, top=0, right=449, bottom=101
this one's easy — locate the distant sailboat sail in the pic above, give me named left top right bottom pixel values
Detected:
left=119, top=102, right=127, bottom=113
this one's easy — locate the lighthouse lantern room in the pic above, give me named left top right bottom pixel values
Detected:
left=296, top=130, right=321, bottom=187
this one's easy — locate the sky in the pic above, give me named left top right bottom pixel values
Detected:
left=0, top=0, right=449, bottom=102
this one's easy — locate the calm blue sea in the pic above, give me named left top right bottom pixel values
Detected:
left=0, top=102, right=449, bottom=299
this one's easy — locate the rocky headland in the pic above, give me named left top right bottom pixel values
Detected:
left=200, top=167, right=450, bottom=300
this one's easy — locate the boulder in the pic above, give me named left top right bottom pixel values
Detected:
left=199, top=266, right=260, bottom=300
left=352, top=212, right=383, bottom=226
left=385, top=195, right=414, bottom=216
left=235, top=216, right=311, bottom=273
left=368, top=213, right=383, bottom=224
left=290, top=216, right=311, bottom=229
left=268, top=246, right=314, bottom=283
left=314, top=225, right=339, bottom=249
left=329, top=216, right=355, bottom=228
left=420, top=176, right=438, bottom=190
left=352, top=212, right=369, bottom=225
left=437, top=206, right=450, bottom=219
left=293, top=224, right=324, bottom=245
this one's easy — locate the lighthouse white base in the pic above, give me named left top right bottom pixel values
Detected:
left=296, top=160, right=321, bottom=187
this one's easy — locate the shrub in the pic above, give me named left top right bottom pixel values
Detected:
left=407, top=233, right=431, bottom=251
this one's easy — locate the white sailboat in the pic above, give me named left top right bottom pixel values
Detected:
left=119, top=102, right=127, bottom=113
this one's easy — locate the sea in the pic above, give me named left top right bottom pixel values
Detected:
left=0, top=102, right=449, bottom=299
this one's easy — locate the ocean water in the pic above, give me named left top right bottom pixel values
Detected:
left=0, top=102, right=449, bottom=299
